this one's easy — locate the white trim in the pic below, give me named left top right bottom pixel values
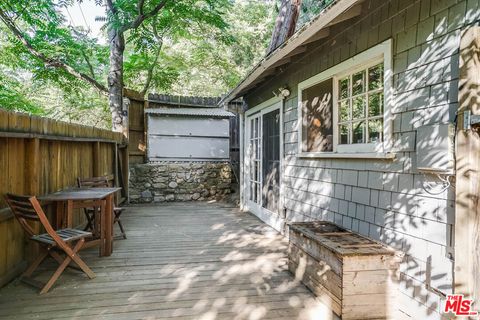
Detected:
left=279, top=101, right=285, bottom=222
left=298, top=152, right=396, bottom=159
left=245, top=96, right=282, bottom=116
left=243, top=98, right=285, bottom=233
left=297, top=39, right=393, bottom=156
left=239, top=112, right=246, bottom=211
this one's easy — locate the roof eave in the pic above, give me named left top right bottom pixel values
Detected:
left=219, top=0, right=364, bottom=105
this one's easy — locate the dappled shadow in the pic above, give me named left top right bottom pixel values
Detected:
left=269, top=0, right=480, bottom=316
left=0, top=203, right=335, bottom=320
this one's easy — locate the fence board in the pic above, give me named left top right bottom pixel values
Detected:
left=0, top=109, right=126, bottom=287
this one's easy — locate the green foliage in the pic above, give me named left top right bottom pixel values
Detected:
left=0, top=71, right=44, bottom=114
left=168, top=0, right=276, bottom=96
left=297, top=0, right=336, bottom=28
left=0, top=0, right=276, bottom=125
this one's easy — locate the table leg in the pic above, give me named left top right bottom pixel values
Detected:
left=99, top=200, right=106, bottom=257
left=67, top=200, right=74, bottom=228
left=55, top=202, right=64, bottom=229
left=104, top=194, right=113, bottom=256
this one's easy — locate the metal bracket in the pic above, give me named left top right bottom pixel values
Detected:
left=463, top=110, right=480, bottom=130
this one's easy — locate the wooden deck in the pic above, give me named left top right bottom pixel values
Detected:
left=0, top=203, right=336, bottom=320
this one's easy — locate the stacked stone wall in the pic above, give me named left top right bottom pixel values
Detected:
left=129, top=162, right=232, bottom=203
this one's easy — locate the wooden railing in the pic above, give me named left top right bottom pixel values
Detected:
left=0, top=109, right=128, bottom=287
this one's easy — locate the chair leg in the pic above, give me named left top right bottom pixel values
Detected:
left=39, top=239, right=95, bottom=294
left=117, top=218, right=127, bottom=239
left=83, top=211, right=94, bottom=231
left=68, top=239, right=96, bottom=279
left=40, top=255, right=72, bottom=294
left=22, top=249, right=49, bottom=278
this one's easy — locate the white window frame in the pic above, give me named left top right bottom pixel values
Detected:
left=297, top=39, right=394, bottom=159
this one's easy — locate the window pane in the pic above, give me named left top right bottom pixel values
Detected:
left=352, top=95, right=365, bottom=119
left=339, top=100, right=350, bottom=122
left=369, top=63, right=384, bottom=90
left=339, top=77, right=350, bottom=99
left=352, top=121, right=365, bottom=144
left=369, top=92, right=383, bottom=117
left=302, top=78, right=334, bottom=152
left=368, top=119, right=383, bottom=143
left=339, top=124, right=349, bottom=144
left=352, top=70, right=365, bottom=95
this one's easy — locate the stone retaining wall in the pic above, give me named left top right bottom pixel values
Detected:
left=129, top=162, right=232, bottom=203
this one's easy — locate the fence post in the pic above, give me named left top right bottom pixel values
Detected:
left=24, top=138, right=40, bottom=261
left=92, top=141, right=101, bottom=177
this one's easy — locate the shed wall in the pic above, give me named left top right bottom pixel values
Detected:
left=147, top=116, right=230, bottom=161
left=243, top=0, right=480, bottom=318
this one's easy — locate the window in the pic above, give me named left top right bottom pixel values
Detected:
left=337, top=63, right=384, bottom=145
left=298, top=39, right=392, bottom=158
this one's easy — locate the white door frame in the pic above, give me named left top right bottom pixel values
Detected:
left=243, top=97, right=284, bottom=232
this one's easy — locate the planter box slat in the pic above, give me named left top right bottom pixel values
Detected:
left=288, top=221, right=402, bottom=320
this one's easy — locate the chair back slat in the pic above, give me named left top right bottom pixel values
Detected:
left=5, top=193, right=67, bottom=247
left=77, top=176, right=110, bottom=188
left=4, top=194, right=46, bottom=237
left=5, top=195, right=40, bottom=221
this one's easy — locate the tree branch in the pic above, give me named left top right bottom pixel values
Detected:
left=140, top=39, right=162, bottom=96
left=138, top=0, right=145, bottom=15
left=122, top=0, right=168, bottom=32
left=105, top=0, right=117, bottom=14
left=81, top=51, right=96, bottom=79
left=0, top=9, right=108, bottom=94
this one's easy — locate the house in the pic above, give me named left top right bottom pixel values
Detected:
left=221, top=0, right=480, bottom=319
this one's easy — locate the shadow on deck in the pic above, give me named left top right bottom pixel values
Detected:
left=0, top=202, right=335, bottom=320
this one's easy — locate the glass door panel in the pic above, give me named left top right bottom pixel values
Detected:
left=262, top=109, right=280, bottom=213
left=248, top=116, right=261, bottom=204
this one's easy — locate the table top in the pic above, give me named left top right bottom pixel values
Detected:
left=38, top=187, right=122, bottom=201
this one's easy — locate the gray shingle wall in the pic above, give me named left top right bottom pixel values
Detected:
left=244, top=0, right=480, bottom=318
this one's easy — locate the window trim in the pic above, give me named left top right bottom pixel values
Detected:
left=297, top=39, right=393, bottom=158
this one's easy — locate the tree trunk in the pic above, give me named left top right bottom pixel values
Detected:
left=267, top=0, right=302, bottom=54
left=108, top=29, right=126, bottom=132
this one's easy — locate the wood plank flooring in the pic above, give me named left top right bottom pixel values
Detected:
left=0, top=203, right=336, bottom=319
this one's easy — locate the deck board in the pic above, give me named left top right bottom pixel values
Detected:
left=0, top=203, right=336, bottom=319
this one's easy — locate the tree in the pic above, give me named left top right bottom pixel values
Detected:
left=267, top=0, right=301, bottom=54
left=0, top=0, right=277, bottom=128
left=0, top=0, right=230, bottom=132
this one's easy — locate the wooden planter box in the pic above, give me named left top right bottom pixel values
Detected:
left=288, top=221, right=402, bottom=320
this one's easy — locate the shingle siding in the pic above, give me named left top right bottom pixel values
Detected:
left=243, top=0, right=479, bottom=318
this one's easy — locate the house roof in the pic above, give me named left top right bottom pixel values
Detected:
left=145, top=107, right=235, bottom=118
left=219, top=0, right=363, bottom=105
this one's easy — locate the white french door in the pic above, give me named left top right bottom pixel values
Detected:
left=247, top=114, right=262, bottom=206
left=245, top=101, right=283, bottom=230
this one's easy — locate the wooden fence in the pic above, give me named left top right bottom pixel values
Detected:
left=125, top=89, right=147, bottom=164
left=0, top=108, right=127, bottom=287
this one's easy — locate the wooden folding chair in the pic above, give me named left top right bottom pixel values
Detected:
left=5, top=193, right=95, bottom=294
left=77, top=176, right=126, bottom=239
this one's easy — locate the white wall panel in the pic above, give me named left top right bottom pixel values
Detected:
left=148, top=116, right=229, bottom=137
